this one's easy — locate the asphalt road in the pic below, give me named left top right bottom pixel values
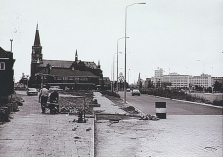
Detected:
left=119, top=92, right=222, bottom=115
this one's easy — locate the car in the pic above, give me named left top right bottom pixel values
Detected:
left=132, top=89, right=140, bottom=96
left=49, top=86, right=63, bottom=91
left=27, top=88, right=38, bottom=96
left=127, top=88, right=131, bottom=92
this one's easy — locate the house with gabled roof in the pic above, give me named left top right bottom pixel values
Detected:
left=29, top=24, right=103, bottom=90
left=0, top=47, right=15, bottom=96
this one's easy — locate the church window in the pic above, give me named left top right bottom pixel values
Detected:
left=75, top=78, right=79, bottom=81
left=68, top=77, right=74, bottom=80
left=0, top=62, right=5, bottom=70
left=63, top=77, right=68, bottom=80
left=80, top=77, right=88, bottom=82
left=57, top=77, right=62, bottom=80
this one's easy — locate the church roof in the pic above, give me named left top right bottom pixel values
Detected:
left=0, top=47, right=13, bottom=58
left=37, top=68, right=98, bottom=77
left=39, top=60, right=73, bottom=68
left=83, top=61, right=98, bottom=69
left=39, top=59, right=99, bottom=69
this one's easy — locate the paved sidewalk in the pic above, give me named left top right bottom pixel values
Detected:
left=0, top=93, right=94, bottom=157
left=93, top=92, right=126, bottom=114
left=93, top=92, right=223, bottom=157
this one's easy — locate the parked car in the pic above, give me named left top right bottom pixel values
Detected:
left=132, top=89, right=140, bottom=96
left=49, top=86, right=63, bottom=91
left=27, top=88, right=38, bottom=96
left=127, top=88, right=131, bottom=92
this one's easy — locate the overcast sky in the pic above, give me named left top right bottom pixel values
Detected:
left=1, top=0, right=223, bottom=83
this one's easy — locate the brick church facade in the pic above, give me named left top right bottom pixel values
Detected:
left=29, top=25, right=103, bottom=90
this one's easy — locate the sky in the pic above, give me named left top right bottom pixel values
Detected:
left=1, top=0, right=223, bottom=83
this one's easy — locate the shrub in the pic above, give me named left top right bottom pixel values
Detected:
left=212, top=99, right=223, bottom=106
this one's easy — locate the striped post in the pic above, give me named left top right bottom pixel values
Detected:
left=155, top=102, right=166, bottom=119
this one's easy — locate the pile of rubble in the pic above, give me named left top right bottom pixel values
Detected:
left=139, top=114, right=159, bottom=121
left=58, top=92, right=94, bottom=115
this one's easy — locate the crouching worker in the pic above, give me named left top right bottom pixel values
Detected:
left=39, top=85, right=49, bottom=113
left=50, top=90, right=59, bottom=103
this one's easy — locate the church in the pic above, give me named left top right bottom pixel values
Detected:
left=29, top=24, right=103, bottom=90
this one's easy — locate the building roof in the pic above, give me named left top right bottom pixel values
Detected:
left=82, top=61, right=98, bottom=69
left=0, top=47, right=13, bottom=58
left=39, top=60, right=74, bottom=68
left=39, top=59, right=99, bottom=69
left=37, top=68, right=98, bottom=77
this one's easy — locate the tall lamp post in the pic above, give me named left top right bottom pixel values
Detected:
left=124, top=2, right=146, bottom=104
left=128, top=69, right=130, bottom=84
left=197, top=60, right=205, bottom=74
left=117, top=37, right=129, bottom=92
left=112, top=53, right=117, bottom=92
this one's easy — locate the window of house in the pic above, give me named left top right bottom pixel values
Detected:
left=0, top=62, right=5, bottom=70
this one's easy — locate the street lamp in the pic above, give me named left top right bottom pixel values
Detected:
left=117, top=37, right=129, bottom=92
left=124, top=2, right=146, bottom=104
left=112, top=53, right=117, bottom=92
left=197, top=60, right=205, bottom=74
left=128, top=69, right=130, bottom=84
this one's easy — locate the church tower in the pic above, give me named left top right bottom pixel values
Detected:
left=31, top=24, right=43, bottom=63
left=75, top=49, right=78, bottom=61
left=30, top=24, right=43, bottom=84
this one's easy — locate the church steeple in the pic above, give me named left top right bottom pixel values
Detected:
left=98, top=60, right=100, bottom=68
left=30, top=24, right=43, bottom=82
left=34, top=23, right=41, bottom=46
left=31, top=24, right=42, bottom=63
left=75, top=49, right=78, bottom=61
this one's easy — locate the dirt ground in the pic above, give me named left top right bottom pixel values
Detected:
left=101, top=94, right=140, bottom=115
left=190, top=92, right=223, bottom=102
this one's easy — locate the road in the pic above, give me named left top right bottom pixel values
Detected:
left=119, top=92, right=222, bottom=115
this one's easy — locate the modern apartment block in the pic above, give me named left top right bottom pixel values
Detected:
left=190, top=74, right=212, bottom=88
left=162, top=73, right=190, bottom=88
left=151, top=68, right=214, bottom=89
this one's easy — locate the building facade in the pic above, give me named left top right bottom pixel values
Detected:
left=190, top=74, right=212, bottom=88
left=0, top=47, right=15, bottom=96
left=29, top=25, right=103, bottom=90
left=162, top=73, right=190, bottom=88
left=151, top=68, right=213, bottom=89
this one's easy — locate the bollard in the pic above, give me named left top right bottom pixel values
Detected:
left=0, top=109, right=5, bottom=122
left=6, top=104, right=13, bottom=112
left=1, top=107, right=10, bottom=122
left=155, top=102, right=166, bottom=119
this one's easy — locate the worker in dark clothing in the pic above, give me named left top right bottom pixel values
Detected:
left=39, top=85, right=49, bottom=113
left=50, top=90, right=59, bottom=103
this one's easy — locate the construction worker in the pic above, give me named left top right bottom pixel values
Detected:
left=50, top=89, right=59, bottom=103
left=39, top=85, right=49, bottom=113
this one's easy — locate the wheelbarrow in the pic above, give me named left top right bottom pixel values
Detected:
left=41, top=100, right=59, bottom=114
